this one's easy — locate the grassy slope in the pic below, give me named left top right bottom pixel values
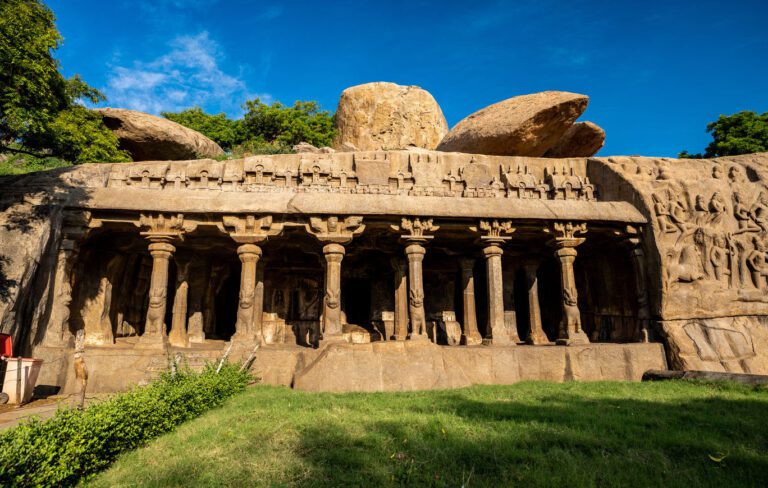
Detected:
left=89, top=381, right=768, bottom=488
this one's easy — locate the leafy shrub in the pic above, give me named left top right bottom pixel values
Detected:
left=162, top=107, right=246, bottom=151
left=0, top=363, right=250, bottom=487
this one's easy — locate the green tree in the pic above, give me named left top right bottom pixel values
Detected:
left=0, top=0, right=127, bottom=163
left=680, top=111, right=768, bottom=158
left=161, top=107, right=245, bottom=151
left=242, top=98, right=336, bottom=149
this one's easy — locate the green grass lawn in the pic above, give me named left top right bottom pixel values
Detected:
left=87, top=381, right=768, bottom=488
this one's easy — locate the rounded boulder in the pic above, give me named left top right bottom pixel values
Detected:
left=333, top=82, right=448, bottom=151
left=95, top=108, right=225, bottom=161
left=436, top=91, right=589, bottom=156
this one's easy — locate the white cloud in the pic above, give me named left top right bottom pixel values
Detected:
left=103, top=32, right=258, bottom=116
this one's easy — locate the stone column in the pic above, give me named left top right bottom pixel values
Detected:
left=523, top=260, right=548, bottom=344
left=405, top=242, right=429, bottom=341
left=186, top=262, right=208, bottom=344
left=548, top=222, right=589, bottom=345
left=483, top=242, right=517, bottom=345
left=391, top=257, right=409, bottom=341
left=138, top=240, right=175, bottom=347
left=554, top=245, right=589, bottom=344
left=232, top=244, right=262, bottom=342
left=459, top=258, right=482, bottom=345
left=169, top=261, right=190, bottom=347
left=43, top=239, right=78, bottom=346
left=322, top=243, right=345, bottom=339
left=254, top=263, right=266, bottom=343
left=622, top=235, right=651, bottom=343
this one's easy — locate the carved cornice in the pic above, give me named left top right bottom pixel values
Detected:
left=305, top=215, right=365, bottom=244
left=222, top=215, right=283, bottom=244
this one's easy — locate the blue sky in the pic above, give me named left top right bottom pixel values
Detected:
left=48, top=0, right=768, bottom=157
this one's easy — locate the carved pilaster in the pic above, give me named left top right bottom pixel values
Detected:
left=459, top=258, right=482, bottom=345
left=547, top=221, right=589, bottom=346
left=522, top=259, right=549, bottom=345
left=392, top=217, right=439, bottom=341
left=619, top=226, right=651, bottom=343
left=43, top=239, right=78, bottom=347
left=169, top=260, right=190, bottom=347
left=471, top=220, right=517, bottom=345
left=390, top=257, right=409, bottom=341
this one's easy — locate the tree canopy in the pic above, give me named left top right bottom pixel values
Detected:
left=162, top=99, right=336, bottom=155
left=680, top=111, right=768, bottom=159
left=0, top=0, right=128, bottom=162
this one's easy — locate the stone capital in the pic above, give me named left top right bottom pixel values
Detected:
left=546, top=221, right=587, bottom=249
left=306, top=216, right=364, bottom=244
left=139, top=212, right=191, bottom=240
left=459, top=257, right=476, bottom=272
left=323, top=242, right=346, bottom=260
left=405, top=243, right=426, bottom=258
left=148, top=241, right=176, bottom=257
left=392, top=217, right=439, bottom=242
left=223, top=215, right=283, bottom=244
left=482, top=245, right=504, bottom=258
left=470, top=219, right=515, bottom=241
left=237, top=243, right=262, bottom=261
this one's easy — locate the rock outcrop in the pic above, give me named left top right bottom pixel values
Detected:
left=437, top=91, right=589, bottom=156
left=333, top=82, right=448, bottom=151
left=544, top=121, right=605, bottom=158
left=95, top=108, right=224, bottom=161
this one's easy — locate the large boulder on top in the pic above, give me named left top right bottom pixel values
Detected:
left=544, top=121, right=606, bottom=158
left=333, top=82, right=448, bottom=151
left=436, top=91, right=589, bottom=156
left=94, top=108, right=224, bottom=161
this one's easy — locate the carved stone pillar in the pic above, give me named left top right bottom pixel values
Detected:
left=548, top=222, right=589, bottom=346
left=483, top=244, right=518, bottom=345
left=459, top=258, right=482, bottom=345
left=522, top=260, right=548, bottom=344
left=305, top=216, right=365, bottom=343
left=392, top=217, right=439, bottom=341
left=471, top=220, right=516, bottom=345
left=254, top=262, right=266, bottom=343
left=405, top=243, right=428, bottom=340
left=322, top=243, right=345, bottom=338
left=391, top=257, right=409, bottom=341
left=223, top=215, right=283, bottom=343
left=186, top=262, right=208, bottom=344
left=169, top=260, right=190, bottom=347
left=620, top=227, right=651, bottom=343
left=43, top=239, right=79, bottom=346
left=137, top=213, right=191, bottom=347
left=139, top=240, right=175, bottom=346
left=231, top=244, right=262, bottom=342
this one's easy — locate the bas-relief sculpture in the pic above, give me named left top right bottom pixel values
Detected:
left=2, top=149, right=767, bottom=392
left=598, top=153, right=768, bottom=373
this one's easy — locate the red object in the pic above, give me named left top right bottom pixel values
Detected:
left=0, top=334, right=12, bottom=357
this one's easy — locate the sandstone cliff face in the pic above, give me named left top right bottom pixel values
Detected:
left=333, top=82, right=448, bottom=151
left=436, top=91, right=589, bottom=156
left=95, top=108, right=225, bottom=161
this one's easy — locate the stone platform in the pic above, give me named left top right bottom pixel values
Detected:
left=33, top=341, right=667, bottom=394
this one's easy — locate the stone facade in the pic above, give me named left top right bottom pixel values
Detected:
left=2, top=150, right=767, bottom=392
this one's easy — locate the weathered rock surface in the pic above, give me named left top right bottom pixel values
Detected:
left=544, top=121, right=605, bottom=157
left=333, top=82, right=448, bottom=151
left=95, top=108, right=224, bottom=161
left=437, top=91, right=589, bottom=156
left=293, top=341, right=667, bottom=392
